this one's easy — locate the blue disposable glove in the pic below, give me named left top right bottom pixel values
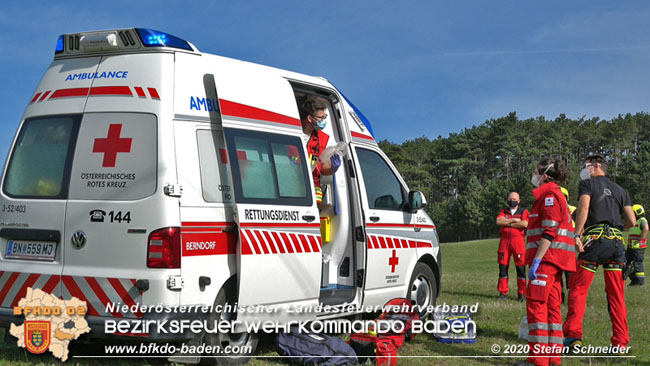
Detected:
left=330, top=154, right=341, bottom=172
left=529, top=258, right=541, bottom=280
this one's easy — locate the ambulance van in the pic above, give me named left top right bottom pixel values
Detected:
left=0, top=28, right=441, bottom=363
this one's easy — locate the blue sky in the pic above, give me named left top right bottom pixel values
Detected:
left=1, top=1, right=650, bottom=159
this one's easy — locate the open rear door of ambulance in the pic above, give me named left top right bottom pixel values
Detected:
left=219, top=84, right=321, bottom=327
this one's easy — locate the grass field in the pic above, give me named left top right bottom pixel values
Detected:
left=1, top=238, right=648, bottom=365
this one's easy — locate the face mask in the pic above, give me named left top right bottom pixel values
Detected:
left=580, top=168, right=591, bottom=180
left=508, top=200, right=518, bottom=208
left=531, top=163, right=553, bottom=187
left=314, top=119, right=327, bottom=130
left=531, top=173, right=541, bottom=188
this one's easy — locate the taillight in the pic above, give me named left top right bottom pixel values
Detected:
left=147, top=227, right=181, bottom=268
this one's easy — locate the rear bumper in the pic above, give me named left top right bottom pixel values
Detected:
left=0, top=306, right=200, bottom=342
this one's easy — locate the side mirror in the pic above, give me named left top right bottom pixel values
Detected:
left=407, top=191, right=427, bottom=213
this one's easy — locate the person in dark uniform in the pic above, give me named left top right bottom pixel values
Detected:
left=496, top=192, right=529, bottom=301
left=563, top=154, right=636, bottom=351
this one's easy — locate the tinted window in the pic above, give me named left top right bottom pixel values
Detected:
left=356, top=148, right=406, bottom=210
left=4, top=115, right=80, bottom=198
left=225, top=129, right=311, bottom=206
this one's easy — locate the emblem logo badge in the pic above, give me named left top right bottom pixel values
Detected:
left=71, top=231, right=87, bottom=249
left=25, top=321, right=50, bottom=354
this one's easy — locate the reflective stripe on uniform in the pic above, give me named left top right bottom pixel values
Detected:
left=526, top=228, right=572, bottom=237
left=549, top=323, right=563, bottom=331
left=549, top=336, right=564, bottom=345
left=603, top=262, right=623, bottom=271
left=528, top=335, right=548, bottom=343
left=526, top=240, right=575, bottom=252
left=528, top=322, right=548, bottom=331
left=542, top=220, right=559, bottom=227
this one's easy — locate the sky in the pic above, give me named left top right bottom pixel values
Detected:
left=1, top=1, right=650, bottom=160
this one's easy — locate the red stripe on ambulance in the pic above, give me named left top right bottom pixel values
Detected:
left=238, top=229, right=320, bottom=255
left=0, top=272, right=142, bottom=318
left=30, top=92, right=42, bottom=104
left=50, top=87, right=90, bottom=99
left=219, top=99, right=301, bottom=127
left=62, top=275, right=99, bottom=316
left=90, top=86, right=133, bottom=96
left=10, top=273, right=40, bottom=307
left=366, top=235, right=433, bottom=250
left=351, top=131, right=374, bottom=141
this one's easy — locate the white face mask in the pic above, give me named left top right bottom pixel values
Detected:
left=580, top=168, right=591, bottom=180
left=531, top=173, right=541, bottom=188
left=531, top=163, right=553, bottom=187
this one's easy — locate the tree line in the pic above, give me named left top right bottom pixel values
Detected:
left=379, top=112, right=650, bottom=243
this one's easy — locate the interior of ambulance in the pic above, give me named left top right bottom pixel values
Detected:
left=291, top=85, right=359, bottom=307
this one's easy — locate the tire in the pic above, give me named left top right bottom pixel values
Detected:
left=408, top=263, right=437, bottom=319
left=203, top=281, right=258, bottom=365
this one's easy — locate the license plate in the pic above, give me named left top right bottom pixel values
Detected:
left=6, top=240, right=57, bottom=261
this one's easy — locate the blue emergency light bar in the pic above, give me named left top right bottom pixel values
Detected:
left=135, top=28, right=192, bottom=51
left=55, top=35, right=64, bottom=53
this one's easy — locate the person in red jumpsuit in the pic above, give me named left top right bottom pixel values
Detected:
left=515, top=159, right=575, bottom=366
left=496, top=192, right=529, bottom=301
left=298, top=96, right=341, bottom=204
left=563, top=155, right=635, bottom=351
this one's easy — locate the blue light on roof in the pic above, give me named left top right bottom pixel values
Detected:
left=55, top=35, right=64, bottom=53
left=340, top=93, right=375, bottom=138
left=135, top=28, right=192, bottom=51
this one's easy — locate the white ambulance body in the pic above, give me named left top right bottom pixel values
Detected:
left=0, top=28, right=440, bottom=359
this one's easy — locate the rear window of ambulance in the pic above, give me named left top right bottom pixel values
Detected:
left=3, top=115, right=80, bottom=198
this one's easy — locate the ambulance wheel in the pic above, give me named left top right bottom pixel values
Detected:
left=203, top=281, right=258, bottom=365
left=408, top=263, right=436, bottom=319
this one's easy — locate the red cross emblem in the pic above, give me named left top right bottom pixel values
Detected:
left=389, top=249, right=399, bottom=272
left=93, top=124, right=132, bottom=167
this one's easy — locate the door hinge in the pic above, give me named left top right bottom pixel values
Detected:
left=356, top=269, right=364, bottom=288
left=347, top=159, right=355, bottom=178
left=164, top=183, right=183, bottom=197
left=355, top=226, right=365, bottom=242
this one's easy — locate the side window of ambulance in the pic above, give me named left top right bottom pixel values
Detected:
left=225, top=129, right=312, bottom=206
left=3, top=115, right=80, bottom=198
left=68, top=113, right=157, bottom=200
left=356, top=148, right=406, bottom=211
left=196, top=130, right=232, bottom=203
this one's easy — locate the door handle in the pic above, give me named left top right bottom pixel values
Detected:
left=222, top=225, right=238, bottom=233
left=414, top=227, right=422, bottom=232
left=302, top=215, right=316, bottom=222
left=369, top=216, right=380, bottom=223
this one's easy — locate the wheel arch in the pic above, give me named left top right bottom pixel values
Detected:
left=417, top=253, right=441, bottom=297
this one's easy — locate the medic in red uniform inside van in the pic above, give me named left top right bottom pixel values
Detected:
left=496, top=192, right=529, bottom=301
left=298, top=96, right=341, bottom=204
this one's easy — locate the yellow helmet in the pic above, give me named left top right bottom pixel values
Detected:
left=633, top=204, right=644, bottom=216
left=560, top=187, right=569, bottom=201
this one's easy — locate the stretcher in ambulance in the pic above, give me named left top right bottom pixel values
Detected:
left=0, top=28, right=441, bottom=363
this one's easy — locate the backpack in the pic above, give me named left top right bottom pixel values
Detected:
left=375, top=297, right=420, bottom=346
left=276, top=327, right=358, bottom=365
left=348, top=332, right=397, bottom=365
left=432, top=311, right=477, bottom=344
